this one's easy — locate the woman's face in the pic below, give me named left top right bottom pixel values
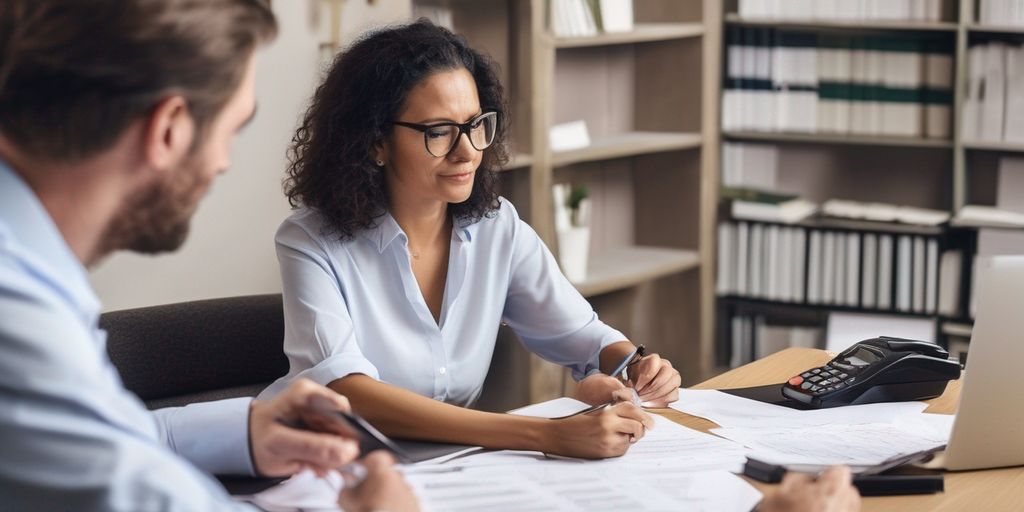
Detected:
left=380, top=68, right=484, bottom=210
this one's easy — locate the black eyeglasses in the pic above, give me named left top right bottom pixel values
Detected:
left=394, top=111, right=497, bottom=158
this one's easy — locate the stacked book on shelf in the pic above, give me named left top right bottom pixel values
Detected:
left=977, top=0, right=1024, bottom=27
left=722, top=28, right=953, bottom=138
left=963, top=42, right=1024, bottom=144
left=736, top=0, right=944, bottom=22
left=717, top=219, right=964, bottom=318
left=727, top=188, right=818, bottom=224
left=549, top=0, right=634, bottom=38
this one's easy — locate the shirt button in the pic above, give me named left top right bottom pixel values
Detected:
left=439, top=367, right=447, bottom=375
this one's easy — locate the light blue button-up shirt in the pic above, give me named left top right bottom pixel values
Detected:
left=0, top=160, right=256, bottom=510
left=260, top=199, right=626, bottom=406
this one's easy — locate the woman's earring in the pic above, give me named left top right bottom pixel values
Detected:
left=376, top=159, right=385, bottom=166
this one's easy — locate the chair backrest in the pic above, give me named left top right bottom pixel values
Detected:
left=102, top=293, right=534, bottom=412
left=101, top=294, right=288, bottom=409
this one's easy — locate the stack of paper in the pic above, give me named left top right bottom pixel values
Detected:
left=671, top=389, right=954, bottom=472
left=239, top=397, right=763, bottom=512
left=822, top=199, right=950, bottom=226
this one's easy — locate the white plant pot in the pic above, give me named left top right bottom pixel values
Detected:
left=557, top=226, right=590, bottom=283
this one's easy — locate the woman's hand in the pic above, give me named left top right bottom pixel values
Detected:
left=545, top=401, right=654, bottom=459
left=628, top=353, right=681, bottom=407
left=574, top=373, right=626, bottom=405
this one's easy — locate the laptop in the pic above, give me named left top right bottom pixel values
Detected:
left=926, top=256, right=1024, bottom=471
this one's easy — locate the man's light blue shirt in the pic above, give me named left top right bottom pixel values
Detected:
left=0, top=160, right=256, bottom=510
left=260, top=199, right=626, bottom=405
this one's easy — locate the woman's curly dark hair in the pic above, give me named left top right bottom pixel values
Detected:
left=283, top=19, right=509, bottom=240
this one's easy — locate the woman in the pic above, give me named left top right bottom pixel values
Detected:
left=259, top=19, right=680, bottom=459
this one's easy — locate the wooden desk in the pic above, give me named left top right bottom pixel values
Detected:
left=658, top=348, right=1024, bottom=511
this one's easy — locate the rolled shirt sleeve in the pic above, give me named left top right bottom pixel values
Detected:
left=152, top=397, right=255, bottom=476
left=501, top=211, right=627, bottom=381
left=259, top=219, right=381, bottom=399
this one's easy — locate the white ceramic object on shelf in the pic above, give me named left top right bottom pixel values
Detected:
left=558, top=226, right=590, bottom=283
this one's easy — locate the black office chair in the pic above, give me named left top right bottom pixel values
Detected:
left=101, top=293, right=533, bottom=412
left=102, top=294, right=289, bottom=410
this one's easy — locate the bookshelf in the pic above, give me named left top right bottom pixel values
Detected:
left=724, top=131, right=955, bottom=149
left=405, top=0, right=720, bottom=399
left=961, top=140, right=1024, bottom=153
left=966, top=24, right=1024, bottom=35
left=724, top=13, right=960, bottom=32
left=551, top=131, right=702, bottom=166
left=714, top=0, right=1020, bottom=366
left=551, top=22, right=705, bottom=48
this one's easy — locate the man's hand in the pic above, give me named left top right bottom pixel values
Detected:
left=758, top=466, right=861, bottom=512
left=627, top=353, right=680, bottom=407
left=248, top=379, right=360, bottom=477
left=339, top=451, right=420, bottom=512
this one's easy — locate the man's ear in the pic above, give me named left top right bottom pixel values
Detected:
left=143, top=96, right=195, bottom=171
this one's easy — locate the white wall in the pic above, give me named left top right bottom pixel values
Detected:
left=90, top=0, right=414, bottom=311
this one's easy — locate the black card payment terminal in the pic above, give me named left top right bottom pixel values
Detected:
left=782, top=336, right=961, bottom=408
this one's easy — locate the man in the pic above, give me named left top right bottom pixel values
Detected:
left=0, top=1, right=416, bottom=510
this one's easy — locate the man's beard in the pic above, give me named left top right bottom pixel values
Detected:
left=98, top=156, right=209, bottom=258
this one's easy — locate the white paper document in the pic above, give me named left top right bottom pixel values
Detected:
left=670, top=388, right=930, bottom=429
left=713, top=420, right=948, bottom=468
left=235, top=470, right=342, bottom=512
left=500, top=397, right=749, bottom=473
left=407, top=465, right=762, bottom=512
left=241, top=397, right=761, bottom=512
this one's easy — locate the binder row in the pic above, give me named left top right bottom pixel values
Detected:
left=963, top=42, right=1024, bottom=145
left=722, top=28, right=954, bottom=138
left=978, top=0, right=1024, bottom=27
left=716, top=221, right=964, bottom=317
left=737, top=0, right=944, bottom=21
left=728, top=315, right=822, bottom=368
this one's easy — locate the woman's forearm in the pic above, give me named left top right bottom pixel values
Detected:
left=329, top=374, right=551, bottom=452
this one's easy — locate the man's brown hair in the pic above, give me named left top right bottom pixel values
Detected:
left=0, top=0, right=277, bottom=161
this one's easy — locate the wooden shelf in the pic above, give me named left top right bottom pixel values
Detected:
left=552, top=131, right=702, bottom=167
left=941, top=321, right=974, bottom=338
left=719, top=295, right=942, bottom=320
left=966, top=24, right=1024, bottom=35
left=724, top=14, right=958, bottom=32
left=553, top=22, right=704, bottom=49
left=724, top=130, right=953, bottom=148
left=962, top=140, right=1024, bottom=153
left=727, top=215, right=947, bottom=236
left=501, top=152, right=533, bottom=171
left=573, top=246, right=700, bottom=298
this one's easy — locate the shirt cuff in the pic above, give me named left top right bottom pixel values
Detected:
left=153, top=397, right=255, bottom=476
left=300, top=353, right=382, bottom=388
left=574, top=328, right=628, bottom=381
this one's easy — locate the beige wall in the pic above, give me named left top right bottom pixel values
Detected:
left=90, top=0, right=411, bottom=311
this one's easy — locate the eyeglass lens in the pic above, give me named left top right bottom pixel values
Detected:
left=425, top=112, right=497, bottom=157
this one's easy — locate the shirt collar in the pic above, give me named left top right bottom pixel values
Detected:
left=360, top=211, right=477, bottom=253
left=0, top=158, right=101, bottom=318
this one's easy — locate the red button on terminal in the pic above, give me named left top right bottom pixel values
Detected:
left=788, top=376, right=803, bottom=386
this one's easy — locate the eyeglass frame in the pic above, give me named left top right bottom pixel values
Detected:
left=393, top=111, right=498, bottom=158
